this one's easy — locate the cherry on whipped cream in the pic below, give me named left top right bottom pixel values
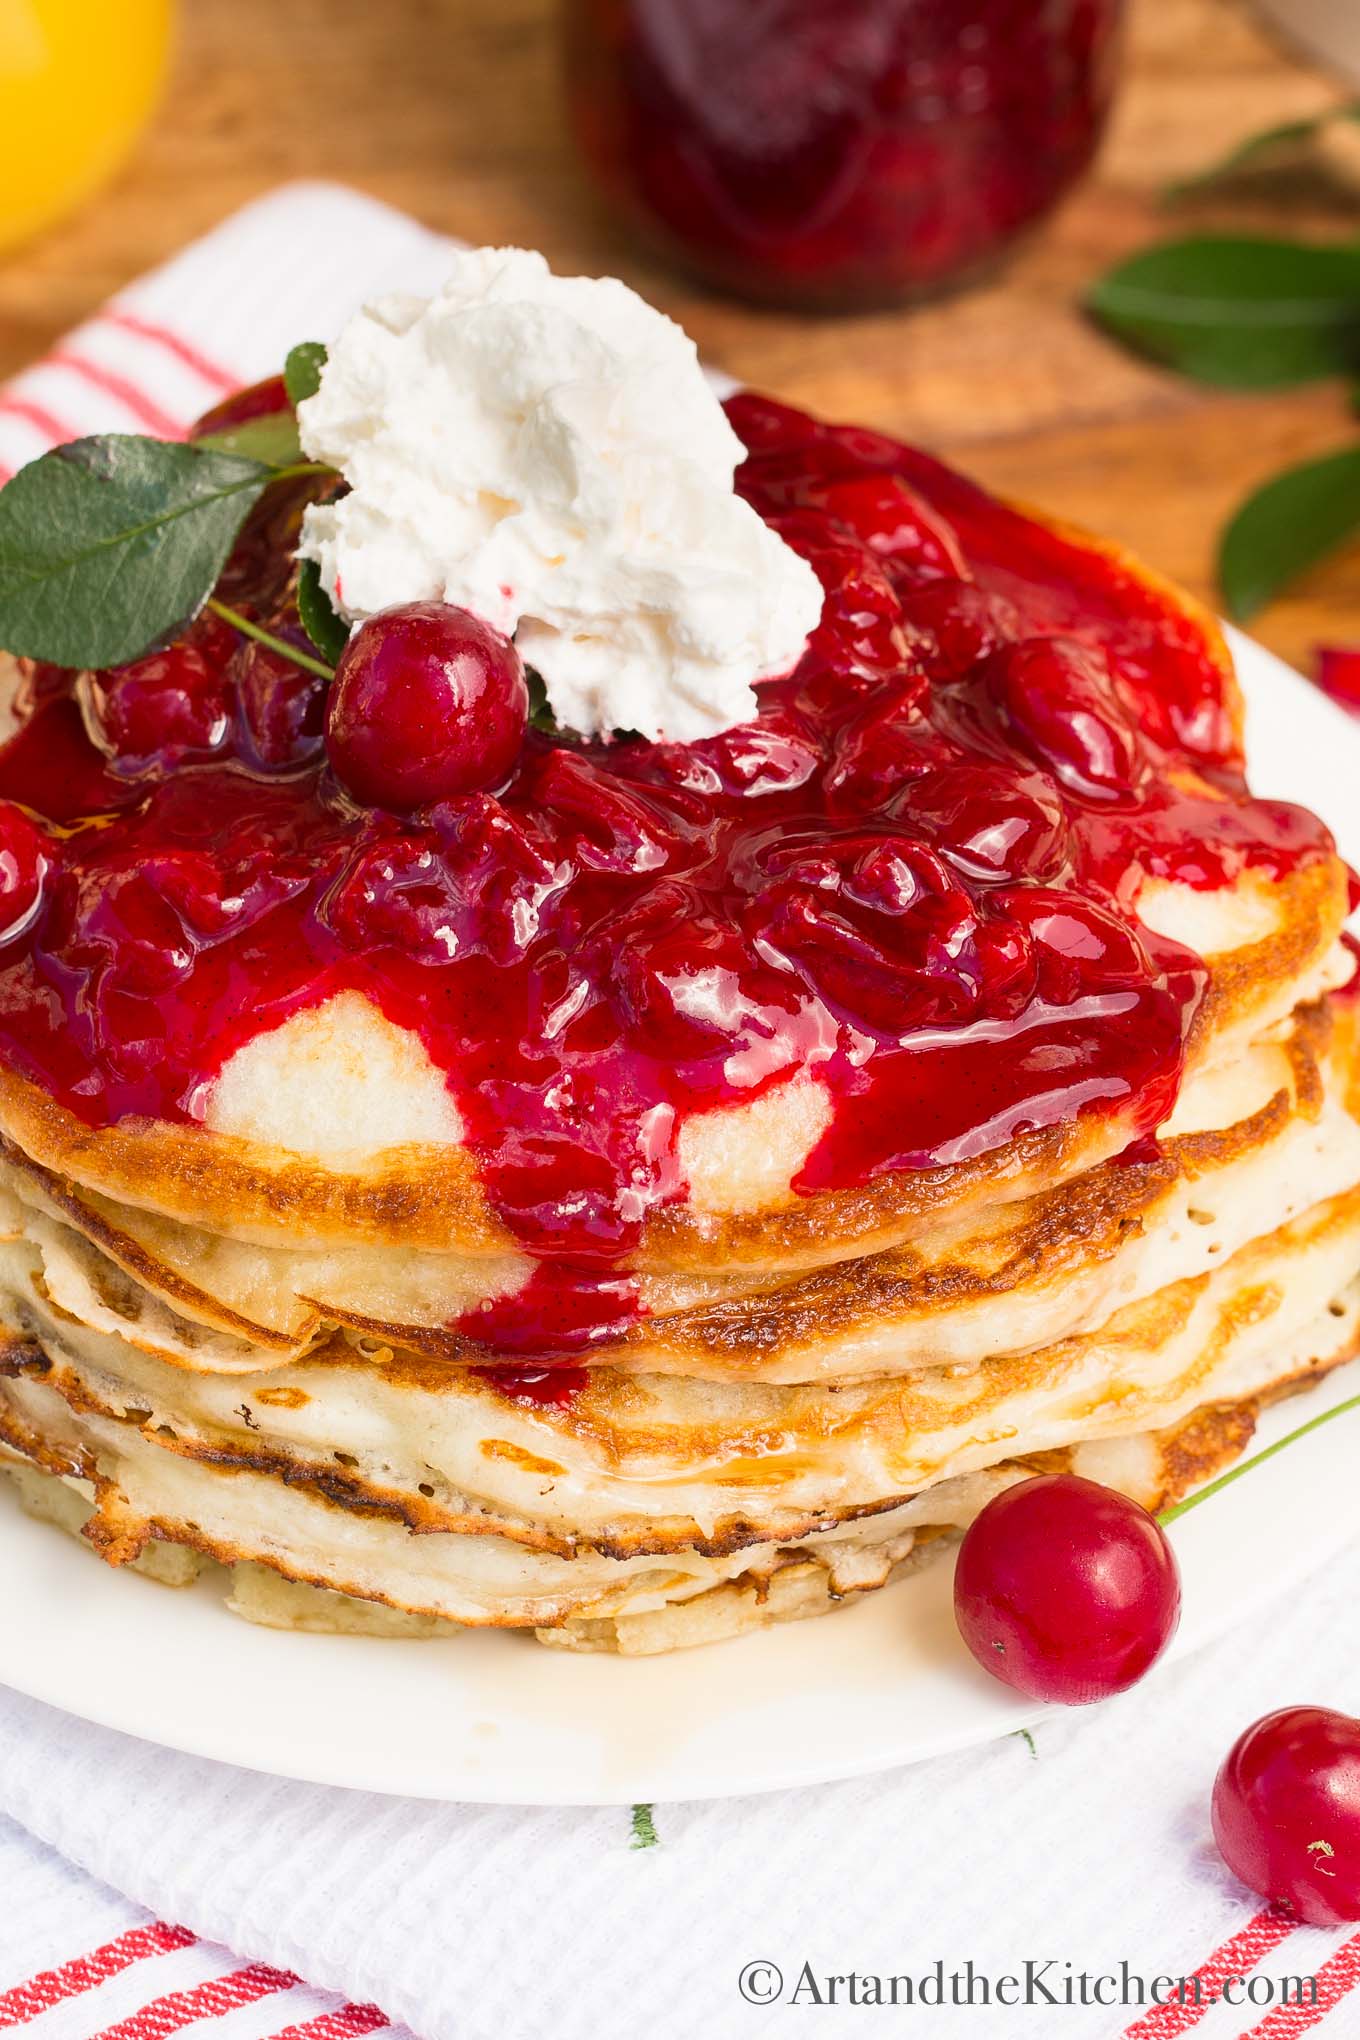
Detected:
left=325, top=602, right=530, bottom=812
left=1213, top=1707, right=1360, bottom=1925
left=953, top=1473, right=1181, bottom=1703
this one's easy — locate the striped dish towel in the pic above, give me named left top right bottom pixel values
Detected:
left=0, top=183, right=445, bottom=2040
left=0, top=182, right=460, bottom=480
left=0, top=1864, right=392, bottom=2040
left=5, top=184, right=1360, bottom=2040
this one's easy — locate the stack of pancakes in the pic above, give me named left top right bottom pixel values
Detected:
left=0, top=858, right=1356, bottom=1653
left=1, top=394, right=1359, bottom=1655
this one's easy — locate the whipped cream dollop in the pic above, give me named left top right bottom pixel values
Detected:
left=295, top=248, right=824, bottom=744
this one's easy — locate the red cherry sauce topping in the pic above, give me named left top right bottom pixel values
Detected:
left=0, top=392, right=1335, bottom=1385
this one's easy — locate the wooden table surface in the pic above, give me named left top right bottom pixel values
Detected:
left=0, top=0, right=1356, bottom=673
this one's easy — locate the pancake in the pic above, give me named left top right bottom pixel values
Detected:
left=0, top=991, right=1354, bottom=1384
left=1, top=1253, right=1356, bottom=1645
left=0, top=1394, right=1285, bottom=1653
left=0, top=380, right=1356, bottom=1653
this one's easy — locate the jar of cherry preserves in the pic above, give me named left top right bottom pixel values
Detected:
left=564, top=0, right=1125, bottom=310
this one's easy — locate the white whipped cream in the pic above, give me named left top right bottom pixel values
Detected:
left=296, top=248, right=823, bottom=744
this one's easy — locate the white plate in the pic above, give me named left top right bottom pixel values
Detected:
left=1, top=631, right=1358, bottom=1806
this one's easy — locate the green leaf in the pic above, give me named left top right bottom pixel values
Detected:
left=0, top=436, right=278, bottom=668
left=284, top=340, right=328, bottom=408
left=1164, top=105, right=1360, bottom=200
left=197, top=408, right=302, bottom=467
left=1087, top=235, right=1360, bottom=388
left=630, top=1803, right=659, bottom=1849
left=524, top=666, right=559, bottom=734
left=1218, top=443, right=1360, bottom=619
left=296, top=558, right=350, bottom=665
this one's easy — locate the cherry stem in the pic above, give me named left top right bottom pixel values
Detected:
left=1157, top=1386, right=1360, bottom=1527
left=205, top=598, right=335, bottom=682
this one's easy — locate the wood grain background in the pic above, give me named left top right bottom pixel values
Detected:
left=0, top=0, right=1356, bottom=671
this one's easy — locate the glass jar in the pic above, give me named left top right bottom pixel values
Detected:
left=565, top=0, right=1125, bottom=311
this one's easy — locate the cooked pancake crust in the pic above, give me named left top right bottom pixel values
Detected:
left=0, top=1389, right=1279, bottom=1654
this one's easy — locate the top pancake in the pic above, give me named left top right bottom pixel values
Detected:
left=0, top=395, right=1347, bottom=1280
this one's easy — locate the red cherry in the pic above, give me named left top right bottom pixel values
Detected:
left=817, top=475, right=968, bottom=584
left=86, top=642, right=232, bottom=773
left=1317, top=647, right=1360, bottom=719
left=188, top=375, right=290, bottom=442
left=953, top=1474, right=1181, bottom=1703
left=725, top=391, right=827, bottom=460
left=1213, top=1707, right=1360, bottom=1925
left=0, top=802, right=47, bottom=943
left=986, top=637, right=1150, bottom=800
left=325, top=602, right=529, bottom=812
left=908, top=763, right=1069, bottom=881
left=898, top=578, right=1021, bottom=680
left=233, top=639, right=327, bottom=770
left=996, top=888, right=1154, bottom=1004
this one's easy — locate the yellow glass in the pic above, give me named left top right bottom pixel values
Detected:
left=0, top=0, right=174, bottom=254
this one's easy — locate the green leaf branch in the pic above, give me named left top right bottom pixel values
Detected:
left=1087, top=127, right=1360, bottom=622
left=296, top=557, right=350, bottom=666
left=196, top=409, right=303, bottom=467
left=1087, top=235, right=1360, bottom=392
left=0, top=340, right=337, bottom=675
left=284, top=340, right=329, bottom=408
left=1164, top=102, right=1360, bottom=202
left=630, top=1803, right=659, bottom=1849
left=1220, top=445, right=1360, bottom=621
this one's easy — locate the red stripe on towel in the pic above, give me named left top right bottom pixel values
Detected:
left=1122, top=1907, right=1300, bottom=2038
left=1234, top=1928, right=1360, bottom=2038
left=0, top=1922, right=196, bottom=2027
left=90, top=1961, right=299, bottom=2040
left=46, top=353, right=185, bottom=438
left=101, top=311, right=236, bottom=393
left=267, top=2004, right=389, bottom=2040
left=0, top=395, right=77, bottom=447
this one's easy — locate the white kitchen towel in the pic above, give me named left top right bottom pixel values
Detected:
left=2, top=181, right=1360, bottom=2040
left=4, top=1541, right=1360, bottom=2040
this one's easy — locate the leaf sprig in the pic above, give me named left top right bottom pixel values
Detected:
left=1087, top=235, right=1360, bottom=392
left=1087, top=122, right=1360, bottom=622
left=0, top=340, right=339, bottom=673
left=1164, top=100, right=1360, bottom=202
